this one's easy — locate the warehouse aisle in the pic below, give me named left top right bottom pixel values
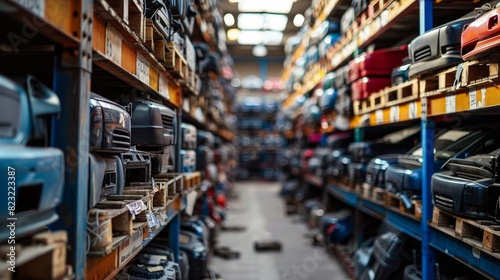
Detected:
left=211, top=181, right=349, bottom=280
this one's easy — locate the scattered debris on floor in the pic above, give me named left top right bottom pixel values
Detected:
left=214, top=246, right=240, bottom=259
left=254, top=240, right=283, bottom=252
left=221, top=224, right=246, bottom=232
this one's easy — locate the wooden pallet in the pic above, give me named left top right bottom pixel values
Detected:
left=368, top=89, right=386, bottom=111
left=353, top=99, right=370, bottom=116
left=87, top=194, right=149, bottom=254
left=145, top=19, right=164, bottom=52
left=164, top=173, right=185, bottom=194
left=108, top=0, right=145, bottom=41
left=164, top=43, right=188, bottom=80
left=359, top=183, right=385, bottom=203
left=457, top=57, right=500, bottom=88
left=368, top=0, right=391, bottom=18
left=385, top=79, right=419, bottom=106
left=353, top=89, right=386, bottom=115
left=432, top=208, right=500, bottom=253
left=183, top=171, right=202, bottom=191
left=181, top=69, right=201, bottom=96
left=125, top=180, right=170, bottom=208
left=0, top=230, right=70, bottom=280
left=420, top=65, right=462, bottom=97
left=384, top=191, right=416, bottom=215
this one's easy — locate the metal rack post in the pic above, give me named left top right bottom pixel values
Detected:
left=50, top=1, right=93, bottom=278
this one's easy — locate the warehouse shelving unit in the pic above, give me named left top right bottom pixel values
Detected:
left=0, top=0, right=234, bottom=279
left=282, top=0, right=500, bottom=279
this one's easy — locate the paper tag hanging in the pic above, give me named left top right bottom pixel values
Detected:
left=126, top=200, right=147, bottom=218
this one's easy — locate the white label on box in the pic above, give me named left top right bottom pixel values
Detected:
left=421, top=97, right=427, bottom=120
left=390, top=106, right=399, bottom=122
left=380, top=10, right=389, bottom=27
left=126, top=200, right=147, bottom=217
left=183, top=98, right=190, bottom=113
left=409, top=102, right=418, bottom=119
left=479, top=87, right=486, bottom=108
left=136, top=53, right=150, bottom=85
left=158, top=74, right=170, bottom=99
left=375, top=110, right=384, bottom=125
left=185, top=190, right=198, bottom=216
left=13, top=0, right=44, bottom=17
left=469, top=87, right=477, bottom=110
left=105, top=25, right=122, bottom=65
left=118, top=230, right=143, bottom=267
left=445, top=94, right=456, bottom=113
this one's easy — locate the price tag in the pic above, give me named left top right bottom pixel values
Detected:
left=469, top=86, right=477, bottom=110
left=146, top=211, right=159, bottom=228
left=445, top=94, right=456, bottom=113
left=409, top=102, right=418, bottom=119
left=126, top=200, right=147, bottom=218
left=105, top=25, right=122, bottom=65
left=13, top=0, right=45, bottom=17
left=375, top=109, right=384, bottom=125
left=136, top=53, right=150, bottom=85
left=158, top=74, right=170, bottom=99
left=390, top=106, right=399, bottom=123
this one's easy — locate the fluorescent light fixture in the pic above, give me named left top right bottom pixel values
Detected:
left=238, top=0, right=293, bottom=13
left=238, top=13, right=288, bottom=31
left=224, top=13, right=235, bottom=26
left=237, top=30, right=283, bottom=45
left=227, top=28, right=240, bottom=41
left=252, top=45, right=268, bottom=57
left=293, top=14, right=305, bottom=27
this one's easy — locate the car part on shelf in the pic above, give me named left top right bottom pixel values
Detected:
left=131, top=99, right=177, bottom=147
left=88, top=153, right=124, bottom=208
left=319, top=209, right=353, bottom=245
left=180, top=149, right=196, bottom=172
left=180, top=231, right=208, bottom=280
left=120, top=150, right=152, bottom=185
left=89, top=92, right=131, bottom=153
left=407, top=9, right=489, bottom=78
left=462, top=4, right=500, bottom=60
left=0, top=147, right=64, bottom=241
left=360, top=230, right=407, bottom=280
left=386, top=127, right=500, bottom=208
left=181, top=123, right=197, bottom=150
left=432, top=149, right=499, bottom=218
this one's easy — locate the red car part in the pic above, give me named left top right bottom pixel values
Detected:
left=351, top=77, right=391, bottom=101
left=462, top=7, right=500, bottom=61
left=349, top=45, right=408, bottom=82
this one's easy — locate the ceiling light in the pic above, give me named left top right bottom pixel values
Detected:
left=237, top=30, right=283, bottom=45
left=224, top=13, right=235, bottom=26
left=293, top=14, right=305, bottom=27
left=238, top=0, right=294, bottom=13
left=227, top=28, right=240, bottom=41
left=229, top=0, right=239, bottom=2
left=238, top=13, right=288, bottom=31
left=252, top=45, right=268, bottom=57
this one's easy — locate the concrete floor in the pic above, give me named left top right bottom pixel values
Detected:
left=210, top=181, right=350, bottom=280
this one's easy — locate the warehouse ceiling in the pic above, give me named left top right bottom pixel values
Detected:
left=217, top=0, right=312, bottom=61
